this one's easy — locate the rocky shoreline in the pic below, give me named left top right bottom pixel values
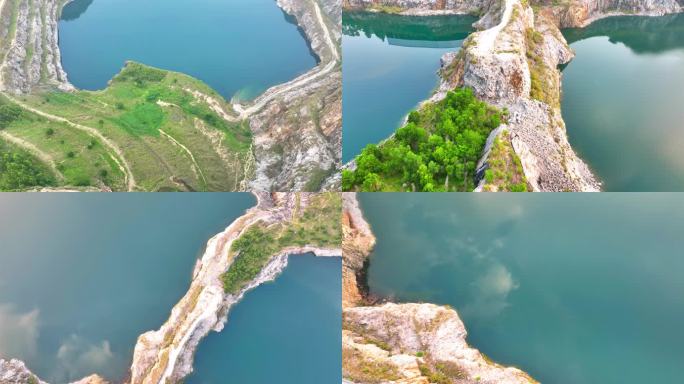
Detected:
left=343, top=0, right=683, bottom=191
left=342, top=193, right=538, bottom=383
left=0, top=192, right=342, bottom=384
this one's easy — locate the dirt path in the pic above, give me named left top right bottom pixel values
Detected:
left=5, top=95, right=137, bottom=191
left=474, top=0, right=514, bottom=54
left=0, top=130, right=65, bottom=182
left=159, top=128, right=207, bottom=188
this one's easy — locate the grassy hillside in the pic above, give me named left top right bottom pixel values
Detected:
left=222, top=192, right=342, bottom=294
left=1, top=62, right=253, bottom=191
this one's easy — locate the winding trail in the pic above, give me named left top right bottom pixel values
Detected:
left=159, top=128, right=207, bottom=187
left=474, top=0, right=515, bottom=54
left=4, top=95, right=137, bottom=191
left=0, top=130, right=65, bottom=181
left=232, top=0, right=339, bottom=118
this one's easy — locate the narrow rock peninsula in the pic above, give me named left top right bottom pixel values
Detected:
left=341, top=192, right=537, bottom=384
left=0, top=192, right=342, bottom=384
left=343, top=0, right=683, bottom=191
left=129, top=192, right=341, bottom=384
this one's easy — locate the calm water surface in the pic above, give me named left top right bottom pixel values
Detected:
left=342, top=12, right=475, bottom=162
left=59, top=0, right=317, bottom=100
left=561, top=14, right=684, bottom=191
left=0, top=193, right=255, bottom=383
left=359, top=193, right=684, bottom=384
left=187, top=254, right=341, bottom=384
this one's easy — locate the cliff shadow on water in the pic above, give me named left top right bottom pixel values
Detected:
left=60, top=0, right=94, bottom=21
left=562, top=13, right=684, bottom=53
left=343, top=11, right=476, bottom=43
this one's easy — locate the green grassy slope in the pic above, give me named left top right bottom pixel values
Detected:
left=1, top=62, right=252, bottom=191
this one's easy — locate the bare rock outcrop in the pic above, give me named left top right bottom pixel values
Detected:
left=342, top=193, right=376, bottom=307
left=0, top=359, right=107, bottom=384
left=536, top=0, right=683, bottom=28
left=0, top=0, right=73, bottom=93
left=248, top=0, right=342, bottom=192
left=344, top=303, right=537, bottom=384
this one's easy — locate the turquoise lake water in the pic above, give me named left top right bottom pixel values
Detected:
left=187, top=254, right=342, bottom=384
left=561, top=14, right=684, bottom=191
left=342, top=12, right=475, bottom=162
left=58, top=0, right=318, bottom=100
left=359, top=193, right=684, bottom=384
left=0, top=193, right=255, bottom=383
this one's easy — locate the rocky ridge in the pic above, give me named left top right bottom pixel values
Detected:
left=0, top=192, right=342, bottom=384
left=341, top=193, right=537, bottom=384
left=0, top=0, right=73, bottom=93
left=247, top=0, right=342, bottom=192
left=344, top=0, right=682, bottom=191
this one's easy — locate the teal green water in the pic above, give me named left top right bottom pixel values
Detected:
left=0, top=193, right=255, bottom=383
left=58, top=0, right=317, bottom=100
left=342, top=12, right=475, bottom=162
left=561, top=14, right=684, bottom=191
left=187, top=254, right=342, bottom=384
left=359, top=193, right=684, bottom=384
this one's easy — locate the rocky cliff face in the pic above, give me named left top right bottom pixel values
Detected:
left=344, top=304, right=537, bottom=384
left=341, top=194, right=538, bottom=384
left=248, top=0, right=342, bottom=192
left=342, top=193, right=376, bottom=307
left=536, top=0, right=683, bottom=28
left=0, top=0, right=73, bottom=93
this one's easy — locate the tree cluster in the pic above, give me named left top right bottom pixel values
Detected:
left=342, top=88, right=503, bottom=192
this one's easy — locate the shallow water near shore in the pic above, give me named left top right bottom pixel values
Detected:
left=186, top=253, right=342, bottom=384
left=0, top=193, right=255, bottom=383
left=342, top=12, right=475, bottom=162
left=58, top=0, right=317, bottom=100
left=359, top=193, right=684, bottom=384
left=561, top=14, right=684, bottom=191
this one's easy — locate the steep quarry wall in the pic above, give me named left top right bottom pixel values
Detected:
left=245, top=0, right=342, bottom=192
left=0, top=0, right=73, bottom=93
